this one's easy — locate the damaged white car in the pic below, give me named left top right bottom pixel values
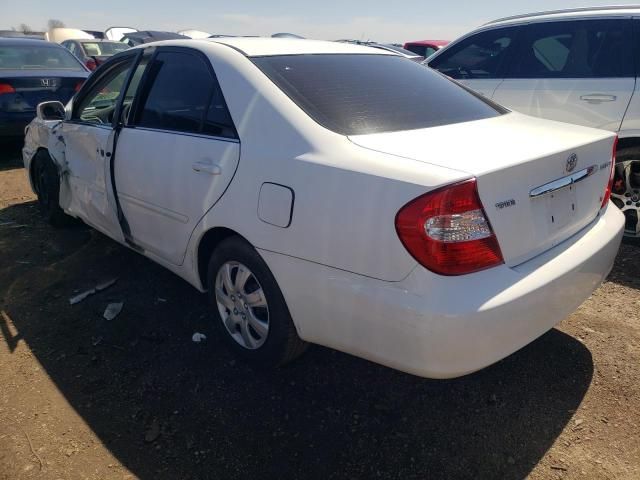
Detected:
left=23, top=38, right=624, bottom=378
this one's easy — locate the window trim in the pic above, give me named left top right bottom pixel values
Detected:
left=127, top=46, right=239, bottom=140
left=504, top=18, right=635, bottom=79
left=69, top=50, right=142, bottom=127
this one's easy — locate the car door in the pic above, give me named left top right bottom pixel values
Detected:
left=113, top=47, right=240, bottom=266
left=493, top=18, right=635, bottom=131
left=428, top=26, right=520, bottom=98
left=59, top=51, right=140, bottom=240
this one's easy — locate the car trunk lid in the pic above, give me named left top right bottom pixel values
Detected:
left=0, top=70, right=87, bottom=112
left=349, top=113, right=616, bottom=267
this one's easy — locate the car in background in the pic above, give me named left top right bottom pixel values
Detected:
left=0, top=38, right=88, bottom=139
left=120, top=30, right=189, bottom=47
left=425, top=6, right=640, bottom=238
left=23, top=38, right=623, bottom=378
left=61, top=39, right=129, bottom=70
left=104, top=27, right=138, bottom=42
left=45, top=27, right=94, bottom=44
left=336, top=40, right=424, bottom=61
left=404, top=39, right=449, bottom=58
left=178, top=29, right=212, bottom=39
left=0, top=30, right=45, bottom=40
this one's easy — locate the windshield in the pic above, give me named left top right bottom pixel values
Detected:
left=254, top=54, right=505, bottom=136
left=81, top=41, right=129, bottom=56
left=0, top=45, right=84, bottom=70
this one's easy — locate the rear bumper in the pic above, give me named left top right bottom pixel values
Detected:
left=262, top=204, right=624, bottom=379
left=0, top=111, right=36, bottom=138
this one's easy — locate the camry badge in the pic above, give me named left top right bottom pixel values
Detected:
left=566, top=153, right=578, bottom=173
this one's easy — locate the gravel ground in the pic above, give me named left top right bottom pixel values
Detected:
left=1, top=146, right=639, bottom=480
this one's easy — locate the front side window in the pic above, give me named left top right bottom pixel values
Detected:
left=509, top=19, right=633, bottom=78
left=74, top=58, right=134, bottom=124
left=254, top=54, right=505, bottom=136
left=429, top=27, right=519, bottom=79
left=134, top=50, right=236, bottom=138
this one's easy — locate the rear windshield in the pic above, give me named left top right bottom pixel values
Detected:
left=253, top=54, right=505, bottom=135
left=81, top=41, right=129, bottom=56
left=0, top=45, right=84, bottom=70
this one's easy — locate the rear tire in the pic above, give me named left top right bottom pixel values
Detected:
left=206, top=236, right=307, bottom=367
left=32, top=150, right=74, bottom=227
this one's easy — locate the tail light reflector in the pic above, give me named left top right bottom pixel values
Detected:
left=601, top=136, right=618, bottom=209
left=0, top=83, right=15, bottom=95
left=74, top=81, right=84, bottom=92
left=85, top=58, right=97, bottom=71
left=395, top=179, right=503, bottom=276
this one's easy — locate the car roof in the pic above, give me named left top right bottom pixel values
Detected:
left=486, top=5, right=640, bottom=26
left=405, top=40, right=449, bottom=46
left=0, top=37, right=62, bottom=47
left=203, top=37, right=395, bottom=56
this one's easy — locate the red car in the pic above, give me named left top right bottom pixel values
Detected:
left=403, top=40, right=449, bottom=58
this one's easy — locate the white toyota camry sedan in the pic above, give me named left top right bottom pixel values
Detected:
left=23, top=38, right=624, bottom=378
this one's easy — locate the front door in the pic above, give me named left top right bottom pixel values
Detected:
left=493, top=19, right=635, bottom=131
left=60, top=54, right=139, bottom=239
left=113, top=48, right=240, bottom=266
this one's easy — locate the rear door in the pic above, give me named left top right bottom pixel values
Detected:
left=493, top=18, right=636, bottom=131
left=114, top=47, right=240, bottom=266
left=428, top=26, right=521, bottom=98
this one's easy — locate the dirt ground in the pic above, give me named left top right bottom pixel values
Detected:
left=0, top=144, right=639, bottom=480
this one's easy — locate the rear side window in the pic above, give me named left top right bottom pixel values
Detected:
left=429, top=27, right=519, bottom=79
left=134, top=50, right=236, bottom=138
left=254, top=54, right=504, bottom=136
left=509, top=19, right=633, bottom=78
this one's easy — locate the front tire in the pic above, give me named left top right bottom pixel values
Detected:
left=207, top=237, right=307, bottom=366
left=31, top=150, right=73, bottom=227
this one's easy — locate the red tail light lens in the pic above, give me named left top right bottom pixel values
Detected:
left=0, top=83, right=15, bottom=95
left=395, top=179, right=504, bottom=276
left=74, top=81, right=84, bottom=92
left=601, top=136, right=618, bottom=209
left=85, top=58, right=97, bottom=71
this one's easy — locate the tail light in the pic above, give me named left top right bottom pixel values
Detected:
left=85, top=58, right=97, bottom=71
left=601, top=136, right=618, bottom=209
left=0, top=83, right=15, bottom=95
left=74, top=81, right=84, bottom=92
left=395, top=179, right=503, bottom=276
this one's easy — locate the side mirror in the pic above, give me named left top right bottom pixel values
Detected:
left=36, top=101, right=65, bottom=121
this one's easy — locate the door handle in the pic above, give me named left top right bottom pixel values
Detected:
left=580, top=94, right=617, bottom=103
left=192, top=161, right=222, bottom=175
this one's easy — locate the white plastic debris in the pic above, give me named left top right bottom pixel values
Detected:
left=103, top=302, right=124, bottom=321
left=69, top=278, right=117, bottom=305
left=192, top=332, right=207, bottom=343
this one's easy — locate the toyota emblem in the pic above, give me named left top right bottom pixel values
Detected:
left=566, top=153, right=578, bottom=173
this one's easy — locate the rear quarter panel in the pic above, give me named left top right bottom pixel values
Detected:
left=185, top=43, right=469, bottom=282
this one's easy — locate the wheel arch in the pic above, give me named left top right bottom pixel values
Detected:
left=616, top=136, right=640, bottom=154
left=196, top=227, right=251, bottom=290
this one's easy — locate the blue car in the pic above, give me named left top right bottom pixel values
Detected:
left=0, top=38, right=89, bottom=139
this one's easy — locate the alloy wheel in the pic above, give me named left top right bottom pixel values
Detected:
left=611, top=159, right=640, bottom=237
left=214, top=261, right=270, bottom=349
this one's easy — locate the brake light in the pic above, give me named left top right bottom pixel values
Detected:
left=601, top=136, right=618, bottom=209
left=85, top=58, right=97, bottom=71
left=395, top=179, right=504, bottom=276
left=74, top=81, right=84, bottom=92
left=0, top=83, right=15, bottom=95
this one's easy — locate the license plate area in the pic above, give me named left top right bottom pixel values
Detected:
left=544, top=184, right=577, bottom=232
